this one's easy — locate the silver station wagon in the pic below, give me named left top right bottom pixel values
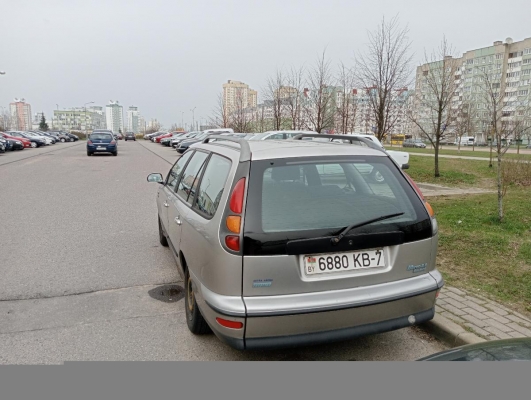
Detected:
left=147, top=134, right=443, bottom=350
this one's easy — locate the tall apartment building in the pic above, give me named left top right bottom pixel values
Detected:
left=53, top=107, right=105, bottom=131
left=105, top=101, right=124, bottom=133
left=9, top=99, right=32, bottom=130
left=223, top=80, right=257, bottom=112
left=127, top=106, right=140, bottom=133
left=414, top=36, right=531, bottom=142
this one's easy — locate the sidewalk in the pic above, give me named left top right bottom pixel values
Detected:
left=426, top=285, right=531, bottom=345
left=417, top=182, right=494, bottom=197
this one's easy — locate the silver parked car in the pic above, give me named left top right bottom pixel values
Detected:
left=147, top=134, right=443, bottom=350
left=402, top=138, right=427, bottom=148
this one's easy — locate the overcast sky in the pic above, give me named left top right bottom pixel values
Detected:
left=2, top=0, right=531, bottom=128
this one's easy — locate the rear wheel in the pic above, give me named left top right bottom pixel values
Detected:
left=60, top=138, right=66, bottom=143
left=87, top=151, right=92, bottom=156
left=158, top=217, right=168, bottom=247
left=30, top=142, right=37, bottom=148
left=112, top=151, right=118, bottom=156
left=185, top=268, right=211, bottom=334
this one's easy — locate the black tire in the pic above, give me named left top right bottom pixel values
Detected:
left=60, top=138, right=66, bottom=143
left=30, top=142, right=37, bottom=148
left=158, top=217, right=168, bottom=247
left=185, top=268, right=211, bottom=334
left=112, top=151, right=118, bottom=156
left=87, top=151, right=92, bottom=156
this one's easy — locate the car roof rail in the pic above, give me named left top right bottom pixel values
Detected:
left=291, top=133, right=385, bottom=153
left=202, top=134, right=251, bottom=162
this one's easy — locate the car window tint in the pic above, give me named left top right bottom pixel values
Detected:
left=176, top=151, right=209, bottom=203
left=259, top=160, right=417, bottom=233
left=166, top=151, right=193, bottom=191
left=90, top=133, right=112, bottom=140
left=194, top=155, right=232, bottom=218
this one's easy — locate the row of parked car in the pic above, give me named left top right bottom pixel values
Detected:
left=0, top=130, right=79, bottom=154
left=144, top=129, right=411, bottom=171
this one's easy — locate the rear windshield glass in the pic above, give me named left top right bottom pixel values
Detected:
left=244, top=156, right=430, bottom=245
left=90, top=134, right=112, bottom=140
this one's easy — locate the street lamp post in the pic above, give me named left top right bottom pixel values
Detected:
left=84, top=102, right=95, bottom=139
left=190, top=107, right=196, bottom=132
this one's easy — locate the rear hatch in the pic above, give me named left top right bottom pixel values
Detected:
left=242, top=155, right=435, bottom=297
left=90, top=133, right=114, bottom=146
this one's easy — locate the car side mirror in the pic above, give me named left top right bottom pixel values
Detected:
left=147, top=173, right=163, bottom=183
left=401, top=164, right=409, bottom=170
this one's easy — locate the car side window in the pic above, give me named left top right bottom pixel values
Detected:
left=265, top=133, right=284, bottom=140
left=166, top=151, right=193, bottom=191
left=176, top=151, right=209, bottom=203
left=193, top=154, right=232, bottom=218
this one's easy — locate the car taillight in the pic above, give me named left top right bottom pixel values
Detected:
left=404, top=173, right=434, bottom=217
left=87, top=140, right=92, bottom=145
left=229, top=178, right=245, bottom=213
left=225, top=236, right=240, bottom=251
left=224, top=178, right=246, bottom=252
left=110, top=140, right=116, bottom=144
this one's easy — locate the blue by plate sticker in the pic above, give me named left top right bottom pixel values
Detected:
left=253, top=279, right=273, bottom=288
left=407, top=263, right=427, bottom=273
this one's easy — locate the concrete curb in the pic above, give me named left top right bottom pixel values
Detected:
left=421, top=313, right=486, bottom=347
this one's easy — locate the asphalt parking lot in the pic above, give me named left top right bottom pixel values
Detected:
left=0, top=140, right=447, bottom=363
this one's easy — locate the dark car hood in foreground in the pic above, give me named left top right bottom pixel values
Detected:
left=418, top=338, right=531, bottom=361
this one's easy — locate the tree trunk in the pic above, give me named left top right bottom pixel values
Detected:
left=434, top=139, right=440, bottom=177
left=497, top=152, right=503, bottom=222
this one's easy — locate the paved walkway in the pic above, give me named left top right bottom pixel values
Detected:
left=410, top=153, right=491, bottom=161
left=417, top=182, right=494, bottom=197
left=437, top=286, right=531, bottom=340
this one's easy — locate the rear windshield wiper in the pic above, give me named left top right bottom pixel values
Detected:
left=331, top=212, right=404, bottom=244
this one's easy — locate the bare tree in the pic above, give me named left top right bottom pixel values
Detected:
left=355, top=15, right=413, bottom=141
left=303, top=50, right=335, bottom=133
left=210, top=92, right=230, bottom=128
left=336, top=62, right=357, bottom=134
left=263, top=70, right=285, bottom=131
left=407, top=38, right=459, bottom=177
left=169, top=123, right=184, bottom=131
left=285, top=66, right=305, bottom=130
left=476, top=66, right=531, bottom=221
left=454, top=102, right=475, bottom=153
left=229, top=91, right=253, bottom=133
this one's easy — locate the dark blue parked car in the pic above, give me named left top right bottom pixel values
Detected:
left=87, top=132, right=118, bottom=156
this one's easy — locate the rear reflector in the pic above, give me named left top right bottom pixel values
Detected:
left=216, top=317, right=243, bottom=329
left=225, top=235, right=240, bottom=251
left=229, top=178, right=246, bottom=214
left=226, top=216, right=241, bottom=233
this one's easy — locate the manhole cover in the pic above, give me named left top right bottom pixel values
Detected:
left=148, top=285, right=184, bottom=303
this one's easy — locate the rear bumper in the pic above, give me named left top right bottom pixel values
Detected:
left=87, top=144, right=117, bottom=153
left=199, top=270, right=444, bottom=350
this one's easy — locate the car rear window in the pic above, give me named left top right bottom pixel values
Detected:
left=243, top=156, right=432, bottom=255
left=90, top=133, right=113, bottom=140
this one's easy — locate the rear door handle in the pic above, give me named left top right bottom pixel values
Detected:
left=175, top=216, right=182, bottom=225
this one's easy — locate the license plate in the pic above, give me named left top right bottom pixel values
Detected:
left=303, top=248, right=385, bottom=276
left=97, top=146, right=106, bottom=150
